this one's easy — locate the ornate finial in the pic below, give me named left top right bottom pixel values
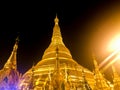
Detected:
left=13, top=36, right=19, bottom=52
left=54, top=15, right=59, bottom=25
left=16, top=36, right=19, bottom=44
left=15, top=32, right=20, bottom=44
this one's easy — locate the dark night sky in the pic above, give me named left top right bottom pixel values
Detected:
left=0, top=1, right=120, bottom=80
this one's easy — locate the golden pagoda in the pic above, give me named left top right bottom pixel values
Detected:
left=19, top=15, right=95, bottom=90
left=0, top=37, right=22, bottom=90
left=1, top=15, right=120, bottom=90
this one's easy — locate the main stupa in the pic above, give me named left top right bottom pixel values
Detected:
left=19, top=15, right=94, bottom=90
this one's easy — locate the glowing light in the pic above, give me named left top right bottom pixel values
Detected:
left=102, top=53, right=120, bottom=72
left=108, top=34, right=120, bottom=52
left=100, top=34, right=120, bottom=70
left=99, top=49, right=120, bottom=68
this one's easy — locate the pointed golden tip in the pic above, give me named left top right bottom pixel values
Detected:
left=54, top=15, right=59, bottom=25
left=16, top=36, right=19, bottom=42
left=15, top=33, right=20, bottom=44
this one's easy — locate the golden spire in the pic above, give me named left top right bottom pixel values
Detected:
left=93, top=54, right=110, bottom=89
left=42, top=15, right=72, bottom=59
left=92, top=53, right=99, bottom=70
left=112, top=65, right=120, bottom=80
left=51, top=15, right=63, bottom=45
left=4, top=37, right=19, bottom=70
left=54, top=14, right=59, bottom=25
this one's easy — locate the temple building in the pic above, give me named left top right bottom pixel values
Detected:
left=0, top=15, right=120, bottom=90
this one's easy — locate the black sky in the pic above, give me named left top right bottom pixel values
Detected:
left=0, top=0, right=120, bottom=79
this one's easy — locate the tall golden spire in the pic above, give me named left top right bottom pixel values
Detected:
left=112, top=65, right=120, bottom=79
left=51, top=15, right=63, bottom=45
left=42, top=15, right=72, bottom=59
left=92, top=54, right=111, bottom=90
left=92, top=53, right=99, bottom=71
left=4, top=37, right=19, bottom=70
